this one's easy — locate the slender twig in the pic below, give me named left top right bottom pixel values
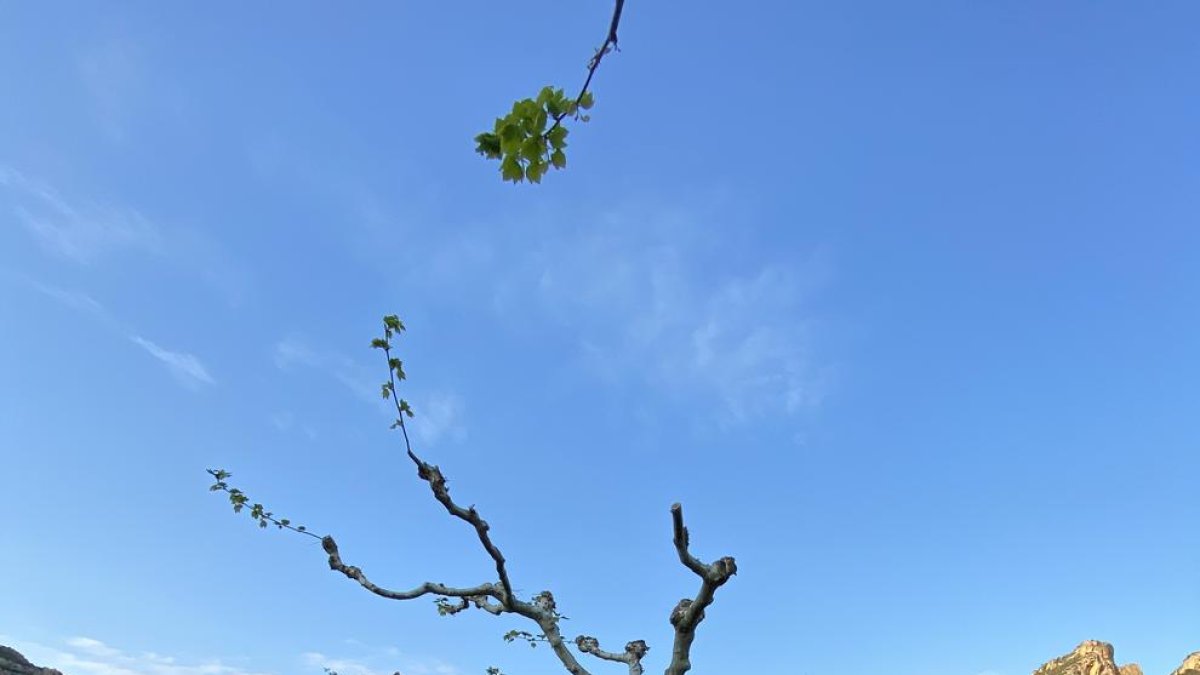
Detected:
left=545, top=0, right=627, bottom=137
left=206, top=476, right=323, bottom=540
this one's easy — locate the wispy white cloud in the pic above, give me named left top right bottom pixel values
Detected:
left=273, top=337, right=376, bottom=402
left=66, top=636, right=124, bottom=659
left=7, top=275, right=216, bottom=389
left=302, top=643, right=460, bottom=675
left=380, top=199, right=832, bottom=425
left=409, top=392, right=467, bottom=446
left=251, top=159, right=830, bottom=426
left=5, top=636, right=274, bottom=675
left=0, top=166, right=162, bottom=264
left=268, top=410, right=317, bottom=440
left=131, top=335, right=215, bottom=388
left=28, top=280, right=112, bottom=321
left=0, top=165, right=250, bottom=304
left=685, top=264, right=830, bottom=422
left=272, top=337, right=465, bottom=446
left=10, top=275, right=216, bottom=389
left=302, top=652, right=391, bottom=675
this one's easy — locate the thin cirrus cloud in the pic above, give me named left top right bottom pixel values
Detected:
left=130, top=335, right=215, bottom=388
left=301, top=652, right=390, bottom=675
left=245, top=133, right=831, bottom=427
left=0, top=165, right=250, bottom=304
left=0, top=165, right=162, bottom=264
left=1, top=635, right=274, bottom=675
left=27, top=280, right=111, bottom=320
left=526, top=219, right=831, bottom=425
left=272, top=337, right=376, bottom=402
left=16, top=277, right=216, bottom=389
left=268, top=410, right=318, bottom=440
left=373, top=197, right=833, bottom=426
left=302, top=645, right=460, bottom=675
left=272, top=336, right=465, bottom=447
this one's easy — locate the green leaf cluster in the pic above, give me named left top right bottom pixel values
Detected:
left=474, top=86, right=594, bottom=184
left=206, top=468, right=308, bottom=533
left=503, top=629, right=547, bottom=648
left=374, top=315, right=415, bottom=426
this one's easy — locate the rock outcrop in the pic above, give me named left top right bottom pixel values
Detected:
left=0, top=645, right=62, bottom=675
left=1034, top=640, right=1137, bottom=675
left=1032, top=641, right=1200, bottom=675
left=1171, top=651, right=1200, bottom=675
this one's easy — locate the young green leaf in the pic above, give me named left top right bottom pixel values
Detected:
left=501, top=156, right=524, bottom=183
left=521, top=137, right=543, bottom=163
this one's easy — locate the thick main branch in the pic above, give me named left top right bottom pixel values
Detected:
left=665, top=503, right=737, bottom=675
left=321, top=535, right=500, bottom=605
left=405, top=453, right=519, bottom=608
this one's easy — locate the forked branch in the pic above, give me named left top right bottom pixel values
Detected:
left=209, top=314, right=737, bottom=675
left=666, top=503, right=738, bottom=675
left=576, top=636, right=648, bottom=675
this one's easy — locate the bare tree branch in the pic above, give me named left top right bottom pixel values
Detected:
left=377, top=325, right=606, bottom=675
left=441, top=594, right=507, bottom=616
left=211, top=309, right=743, bottom=675
left=321, top=534, right=499, bottom=604
left=665, top=503, right=737, bottom=675
left=576, top=636, right=648, bottom=675
left=406, top=455, right=521, bottom=608
left=379, top=322, right=522, bottom=611
left=524, top=594, right=594, bottom=675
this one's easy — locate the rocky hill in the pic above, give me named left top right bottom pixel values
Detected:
left=1034, top=640, right=1199, bottom=675
left=1171, top=651, right=1200, bottom=675
left=0, top=646, right=62, bottom=675
left=1033, top=639, right=1136, bottom=675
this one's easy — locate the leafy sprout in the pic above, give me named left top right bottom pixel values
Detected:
left=474, top=87, right=593, bottom=184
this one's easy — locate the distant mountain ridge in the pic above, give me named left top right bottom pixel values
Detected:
left=0, top=645, right=62, bottom=675
left=2, top=639, right=1198, bottom=674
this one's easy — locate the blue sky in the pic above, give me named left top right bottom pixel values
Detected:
left=1, top=2, right=1198, bottom=675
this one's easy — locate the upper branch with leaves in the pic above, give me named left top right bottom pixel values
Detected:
left=473, top=0, right=626, bottom=183
left=208, top=312, right=736, bottom=675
